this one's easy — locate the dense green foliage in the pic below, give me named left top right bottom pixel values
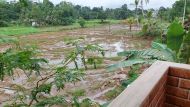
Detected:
left=0, top=0, right=135, bottom=27
left=167, top=20, right=190, bottom=63
left=167, top=20, right=185, bottom=53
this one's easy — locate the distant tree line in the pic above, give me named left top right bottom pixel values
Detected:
left=0, top=0, right=135, bottom=27
left=0, top=0, right=189, bottom=27
left=157, top=0, right=190, bottom=22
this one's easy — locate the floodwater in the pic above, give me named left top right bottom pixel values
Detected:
left=0, top=24, right=153, bottom=105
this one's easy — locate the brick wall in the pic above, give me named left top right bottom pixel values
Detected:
left=141, top=71, right=167, bottom=107
left=165, top=67, right=190, bottom=107
left=108, top=61, right=190, bottom=107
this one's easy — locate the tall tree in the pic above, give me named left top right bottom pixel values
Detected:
left=183, top=0, right=187, bottom=24
left=137, top=0, right=149, bottom=17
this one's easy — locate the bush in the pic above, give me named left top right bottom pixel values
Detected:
left=0, top=20, right=8, bottom=27
left=78, top=17, right=86, bottom=28
left=140, top=19, right=165, bottom=37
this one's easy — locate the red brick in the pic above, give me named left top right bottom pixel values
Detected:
left=169, top=67, right=190, bottom=79
left=165, top=103, right=179, bottom=107
left=180, top=79, right=190, bottom=89
left=166, top=95, right=190, bottom=107
left=141, top=97, right=149, bottom=107
left=155, top=91, right=165, bottom=107
left=167, top=76, right=179, bottom=87
left=149, top=72, right=167, bottom=102
left=150, top=85, right=165, bottom=106
left=184, top=100, right=190, bottom=107
left=166, top=85, right=189, bottom=99
left=166, top=95, right=183, bottom=106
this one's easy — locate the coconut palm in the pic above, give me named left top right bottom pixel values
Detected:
left=136, top=0, right=150, bottom=17
left=183, top=0, right=187, bottom=24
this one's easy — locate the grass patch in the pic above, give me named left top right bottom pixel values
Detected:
left=0, top=19, right=120, bottom=36
left=104, top=86, right=124, bottom=100
left=67, top=89, right=86, bottom=97
left=0, top=26, right=40, bottom=36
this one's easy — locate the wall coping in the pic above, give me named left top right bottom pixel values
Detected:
left=108, top=61, right=190, bottom=107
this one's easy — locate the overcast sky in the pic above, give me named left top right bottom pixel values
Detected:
left=8, top=0, right=178, bottom=9
left=50, top=0, right=178, bottom=9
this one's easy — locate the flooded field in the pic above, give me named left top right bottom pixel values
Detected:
left=0, top=24, right=153, bottom=105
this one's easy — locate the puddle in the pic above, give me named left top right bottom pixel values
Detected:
left=0, top=88, right=15, bottom=95
left=99, top=41, right=125, bottom=57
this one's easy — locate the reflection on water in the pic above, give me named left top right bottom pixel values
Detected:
left=99, top=41, right=125, bottom=57
left=47, top=41, right=126, bottom=69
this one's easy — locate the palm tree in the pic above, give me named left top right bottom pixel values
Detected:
left=137, top=0, right=149, bottom=17
left=135, top=0, right=139, bottom=17
left=183, top=0, right=187, bottom=24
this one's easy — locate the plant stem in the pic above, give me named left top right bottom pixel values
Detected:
left=28, top=58, right=72, bottom=106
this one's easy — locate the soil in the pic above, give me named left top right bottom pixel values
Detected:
left=0, top=24, right=153, bottom=105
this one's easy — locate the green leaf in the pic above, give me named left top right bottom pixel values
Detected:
left=31, top=84, right=52, bottom=101
left=178, top=31, right=190, bottom=63
left=54, top=67, right=84, bottom=90
left=167, top=20, right=185, bottom=53
left=151, top=42, right=176, bottom=61
left=106, top=59, right=146, bottom=72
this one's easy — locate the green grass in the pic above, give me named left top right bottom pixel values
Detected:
left=104, top=86, right=124, bottom=100
left=0, top=26, right=40, bottom=36
left=67, top=89, right=86, bottom=97
left=0, top=19, right=120, bottom=36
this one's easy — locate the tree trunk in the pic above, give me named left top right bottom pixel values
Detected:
left=183, top=0, right=187, bottom=25
left=135, top=5, right=140, bottom=28
left=74, top=60, right=79, bottom=70
left=93, top=61, right=97, bottom=69
left=141, top=1, right=145, bottom=17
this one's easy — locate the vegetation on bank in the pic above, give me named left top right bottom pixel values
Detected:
left=0, top=19, right=120, bottom=36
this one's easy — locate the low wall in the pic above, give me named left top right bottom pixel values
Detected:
left=108, top=61, right=190, bottom=107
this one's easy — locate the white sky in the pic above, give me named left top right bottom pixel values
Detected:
left=50, top=0, right=178, bottom=9
left=8, top=0, right=178, bottom=9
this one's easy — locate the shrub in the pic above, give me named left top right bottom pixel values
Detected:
left=78, top=17, right=86, bottom=28
left=0, top=20, right=8, bottom=27
left=140, top=19, right=165, bottom=37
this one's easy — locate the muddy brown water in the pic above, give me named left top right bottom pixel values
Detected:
left=0, top=24, right=153, bottom=105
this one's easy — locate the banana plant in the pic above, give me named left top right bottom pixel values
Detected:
left=107, top=42, right=176, bottom=71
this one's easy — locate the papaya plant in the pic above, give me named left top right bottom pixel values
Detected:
left=0, top=37, right=102, bottom=107
left=64, top=37, right=105, bottom=70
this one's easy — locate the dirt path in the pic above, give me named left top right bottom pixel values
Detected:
left=0, top=24, right=153, bottom=105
